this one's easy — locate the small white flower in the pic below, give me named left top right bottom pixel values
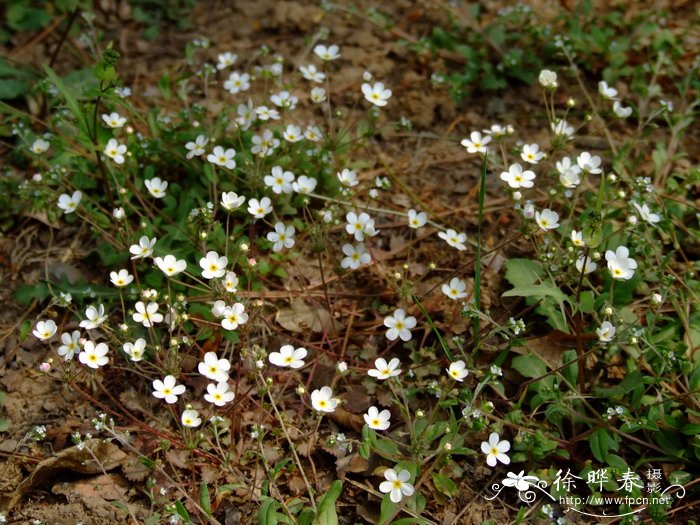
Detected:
left=198, top=351, right=231, bottom=383
left=461, top=131, right=491, bottom=154
left=552, top=120, right=574, bottom=139
left=152, top=375, right=186, bottom=404
left=223, top=71, right=250, bottom=94
left=221, top=303, right=248, bottom=330
left=133, top=301, right=163, bottom=327
left=596, top=321, right=616, bottom=343
left=185, top=135, right=208, bottom=159
left=79, top=304, right=107, bottom=329
left=311, top=386, right=339, bottom=412
left=211, top=300, right=227, bottom=318
left=521, top=144, right=544, bottom=164
left=269, top=345, right=307, bottom=369
left=282, top=124, right=303, bottom=143
left=300, top=64, right=325, bottom=83
left=207, top=146, right=236, bottom=169
left=200, top=251, right=228, bottom=279
left=341, top=243, right=371, bottom=269
left=556, top=157, right=582, bottom=188
left=599, top=80, right=618, bottom=100
left=267, top=222, right=295, bottom=252
left=113, top=207, right=125, bottom=220
left=145, top=177, right=168, bottom=198
left=310, top=87, right=326, bottom=103
left=57, top=330, right=80, bottom=360
left=304, top=125, right=322, bottom=142
left=523, top=202, right=535, bottom=219
left=577, top=152, right=602, bottom=174
left=364, top=406, right=391, bottom=430
left=110, top=269, right=134, bottom=287
left=216, top=51, right=237, bottom=70
left=575, top=255, right=597, bottom=274
left=605, top=246, right=637, bottom=280
left=292, top=175, right=317, bottom=194
left=384, top=309, right=416, bottom=341
left=447, top=360, right=469, bottom=381
left=264, top=166, right=295, bottom=194
left=345, top=212, right=378, bottom=241
left=500, top=163, right=535, bottom=189
left=379, top=469, right=414, bottom=503
left=538, top=69, right=557, bottom=88
left=613, top=100, right=632, bottom=118
left=247, top=197, right=273, bottom=219
left=104, top=138, right=127, bottom=164
left=31, top=138, right=50, bottom=154
left=102, top=112, right=126, bottom=128
left=129, top=236, right=156, bottom=259
left=407, top=209, right=427, bottom=229
left=221, top=191, right=245, bottom=211
left=570, top=230, right=585, bottom=247
left=270, top=91, right=298, bottom=110
left=222, top=271, right=239, bottom=293
left=123, top=338, right=146, bottom=362
left=361, top=82, right=392, bottom=107
left=181, top=409, right=201, bottom=428
left=442, top=277, right=468, bottom=300
left=57, top=191, right=82, bottom=214
left=79, top=341, right=109, bottom=369
left=33, top=320, right=57, bottom=340
left=204, top=382, right=235, bottom=406
left=535, top=209, right=560, bottom=231
left=314, top=44, right=341, bottom=61
left=368, top=357, right=401, bottom=380
left=631, top=201, right=660, bottom=225
left=255, top=105, right=280, bottom=121
left=481, top=432, right=511, bottom=467
left=438, top=229, right=467, bottom=251
left=337, top=169, right=359, bottom=187
left=154, top=255, right=186, bottom=277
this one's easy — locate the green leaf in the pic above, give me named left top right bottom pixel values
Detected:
left=432, top=473, right=457, bottom=497
left=590, top=428, right=610, bottom=462
left=313, top=480, right=342, bottom=525
left=502, top=283, right=568, bottom=304
left=42, top=65, right=89, bottom=138
left=504, top=258, right=544, bottom=288
left=593, top=371, right=645, bottom=397
left=199, top=481, right=211, bottom=515
left=579, top=291, right=595, bottom=313
left=174, top=500, right=190, bottom=523
left=258, top=498, right=279, bottom=525
left=512, top=354, right=547, bottom=378
left=0, top=419, right=9, bottom=432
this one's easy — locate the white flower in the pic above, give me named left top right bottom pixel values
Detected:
left=556, top=157, right=582, bottom=188
left=181, top=409, right=201, bottom=428
left=31, top=138, right=50, bottom=154
left=236, top=99, right=255, bottom=130
left=521, top=144, right=544, bottom=164
left=337, top=169, right=359, bottom=187
left=211, top=300, right=227, bottom=318
left=570, top=230, right=585, bottom=247
left=613, top=100, right=632, bottom=118
left=481, top=432, right=511, bottom=467
left=152, top=375, right=186, bottom=404
left=269, top=345, right=307, bottom=369
left=577, top=152, right=602, bottom=174
left=631, top=201, right=660, bottom=224
left=104, top=138, right=127, bottom=164
left=185, top=135, right=208, bottom=159
left=538, top=69, right=557, bottom=88
left=341, top=243, right=371, bottom=269
left=123, top=338, right=146, bottom=362
left=198, top=351, right=231, bottom=383
left=384, top=309, right=416, bottom=341
left=222, top=271, right=239, bottom=293
left=368, top=357, right=402, bottom=380
left=304, top=125, right=322, bottom=142
left=575, top=255, right=597, bottom=274
left=102, top=112, right=126, bottom=128
left=442, top=277, right=468, bottom=300
left=500, top=163, right=535, bottom=189
left=598, top=80, right=618, bottom=100
left=310, top=386, right=339, bottom=412
left=247, top=197, right=273, bottom=219
left=461, top=131, right=491, bottom=154
left=300, top=64, right=325, bottom=83
left=223, top=71, right=250, bottom=94
left=407, top=209, right=427, bottom=228
left=114, top=86, right=131, bottom=98
left=379, top=469, right=414, bottom=503
left=264, top=166, right=295, bottom=194
left=364, top=406, right=391, bottom=430
left=251, top=129, right=280, bottom=156
left=110, top=269, right=133, bottom=287
left=33, top=320, right=57, bottom=340
left=652, top=293, right=663, bottom=305
left=605, top=246, right=637, bottom=280
left=133, top=301, right=163, bottom=327
left=270, top=91, right=298, bottom=110
left=216, top=51, right=237, bottom=70
left=207, top=146, right=236, bottom=169
left=503, top=471, right=539, bottom=492
left=204, top=382, right=235, bottom=406
left=255, top=105, right=280, bottom=121
left=523, top=202, right=535, bottom=219
left=129, top=236, right=156, bottom=259
left=535, top=209, right=560, bottom=230
left=145, top=177, right=168, bottom=198
left=596, top=321, right=616, bottom=343
left=78, top=341, right=109, bottom=369
left=447, top=360, right=469, bottom=381
left=292, top=175, right=317, bottom=194
left=57, top=330, right=80, bottom=360
left=221, top=191, right=245, bottom=211
left=57, top=190, right=82, bottom=214
left=221, top=303, right=248, bottom=330
left=552, top=120, right=574, bottom=138
left=362, top=82, right=392, bottom=107
left=282, top=124, right=303, bottom=143
left=314, top=44, right=340, bottom=61
left=113, top=207, right=125, bottom=220
left=80, top=304, right=107, bottom=329
left=438, top=229, right=467, bottom=251
left=267, top=222, right=295, bottom=252
left=345, top=212, right=377, bottom=241
left=154, top=255, right=186, bottom=277
left=200, top=251, right=228, bottom=279
left=310, top=87, right=326, bottom=103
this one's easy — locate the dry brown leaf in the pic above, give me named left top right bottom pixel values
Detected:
left=275, top=297, right=344, bottom=334
left=52, top=473, right=128, bottom=509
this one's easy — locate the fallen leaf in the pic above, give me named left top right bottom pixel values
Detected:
left=275, top=298, right=344, bottom=334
